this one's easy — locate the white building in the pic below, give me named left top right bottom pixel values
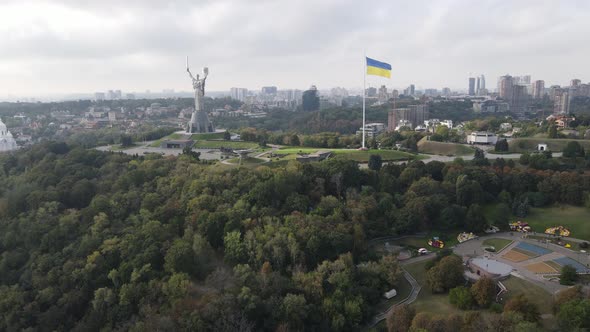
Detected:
left=396, top=119, right=413, bottom=130
left=356, top=122, right=386, bottom=138
left=230, top=87, right=248, bottom=101
left=467, top=132, right=498, bottom=145
left=424, top=119, right=453, bottom=130
left=0, top=118, right=18, bottom=152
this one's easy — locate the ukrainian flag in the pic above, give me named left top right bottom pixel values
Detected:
left=366, top=57, right=391, bottom=78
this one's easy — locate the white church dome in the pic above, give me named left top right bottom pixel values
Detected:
left=0, top=117, right=18, bottom=152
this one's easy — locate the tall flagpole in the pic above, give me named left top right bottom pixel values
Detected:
left=362, top=52, right=366, bottom=149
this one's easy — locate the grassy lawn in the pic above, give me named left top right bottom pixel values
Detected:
left=149, top=133, right=188, bottom=147
left=482, top=204, right=590, bottom=242
left=332, top=149, right=418, bottom=162
left=193, top=140, right=258, bottom=149
left=501, top=276, right=553, bottom=315
left=225, top=157, right=266, bottom=166
left=520, top=205, right=590, bottom=241
left=482, top=238, right=513, bottom=252
left=509, top=137, right=590, bottom=153
left=418, top=137, right=475, bottom=156
left=404, top=258, right=462, bottom=315
left=276, top=147, right=418, bottom=162
left=190, top=132, right=225, bottom=140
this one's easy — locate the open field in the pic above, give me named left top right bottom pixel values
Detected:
left=482, top=238, right=513, bottom=252
left=417, top=138, right=475, bottom=156
left=509, top=137, right=590, bottom=153
left=525, top=262, right=558, bottom=274
left=502, top=276, right=553, bottom=315
left=503, top=249, right=534, bottom=262
left=277, top=147, right=417, bottom=161
left=482, top=204, right=590, bottom=242
left=275, top=147, right=418, bottom=162
left=332, top=149, right=417, bottom=162
left=520, top=205, right=590, bottom=241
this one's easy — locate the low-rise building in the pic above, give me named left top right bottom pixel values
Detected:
left=296, top=150, right=332, bottom=163
left=424, top=119, right=453, bottom=130
left=160, top=139, right=194, bottom=149
left=356, top=122, right=386, bottom=138
left=466, top=132, right=498, bottom=145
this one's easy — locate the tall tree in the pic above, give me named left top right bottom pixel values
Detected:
left=471, top=276, right=496, bottom=307
left=386, top=304, right=415, bottom=332
left=368, top=154, right=383, bottom=171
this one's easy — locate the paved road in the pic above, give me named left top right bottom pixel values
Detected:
left=96, top=141, right=223, bottom=160
left=391, top=150, right=563, bottom=164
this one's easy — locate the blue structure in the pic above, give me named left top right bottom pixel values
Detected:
left=516, top=242, right=551, bottom=256
left=553, top=257, right=587, bottom=273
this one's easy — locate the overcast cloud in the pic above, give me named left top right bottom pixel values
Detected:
left=1, top=0, right=589, bottom=97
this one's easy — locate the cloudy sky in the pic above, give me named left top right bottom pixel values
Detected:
left=1, top=0, right=589, bottom=98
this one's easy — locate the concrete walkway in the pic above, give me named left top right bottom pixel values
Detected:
left=454, top=232, right=589, bottom=294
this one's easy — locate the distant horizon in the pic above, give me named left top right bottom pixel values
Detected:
left=0, top=79, right=583, bottom=103
left=1, top=1, right=589, bottom=97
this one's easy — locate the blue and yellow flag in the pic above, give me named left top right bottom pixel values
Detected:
left=366, top=57, right=391, bottom=78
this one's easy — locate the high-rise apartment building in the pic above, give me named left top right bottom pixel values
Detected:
left=366, top=87, right=377, bottom=97
left=511, top=85, right=529, bottom=115
left=468, top=77, right=476, bottom=95
left=442, top=87, right=451, bottom=96
left=479, top=75, right=486, bottom=91
left=498, top=74, right=531, bottom=114
left=532, top=80, right=545, bottom=99
left=476, top=75, right=486, bottom=95
left=514, top=75, right=531, bottom=84
left=230, top=87, right=248, bottom=101
left=403, top=84, right=415, bottom=96
left=94, top=92, right=105, bottom=101
left=387, top=104, right=429, bottom=131
left=498, top=75, right=513, bottom=100
left=378, top=85, right=388, bottom=102
left=570, top=79, right=581, bottom=87
left=302, top=85, right=319, bottom=111
left=549, top=86, right=562, bottom=101
left=261, top=86, right=277, bottom=94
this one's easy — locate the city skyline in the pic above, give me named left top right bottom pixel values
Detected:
left=1, top=0, right=590, bottom=99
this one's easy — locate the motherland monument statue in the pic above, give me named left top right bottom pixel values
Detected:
left=186, top=57, right=214, bottom=133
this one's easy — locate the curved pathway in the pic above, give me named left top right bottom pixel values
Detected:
left=368, top=231, right=589, bottom=326
left=369, top=253, right=434, bottom=327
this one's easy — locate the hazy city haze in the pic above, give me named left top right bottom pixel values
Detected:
left=1, top=0, right=589, bottom=98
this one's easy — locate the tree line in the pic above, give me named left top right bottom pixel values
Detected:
left=0, top=142, right=589, bottom=330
